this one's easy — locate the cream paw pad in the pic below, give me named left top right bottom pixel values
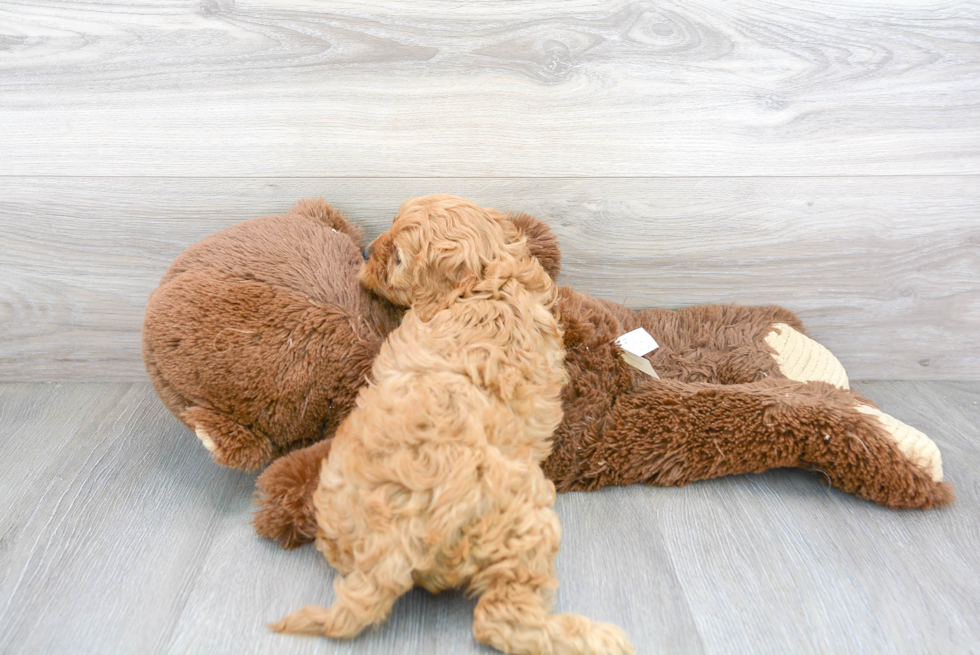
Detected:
left=856, top=405, right=944, bottom=481
left=195, top=427, right=218, bottom=453
left=765, top=323, right=849, bottom=390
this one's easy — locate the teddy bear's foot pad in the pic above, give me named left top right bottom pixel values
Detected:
left=195, top=427, right=218, bottom=452
left=765, top=323, right=849, bottom=390
left=182, top=406, right=274, bottom=471
left=857, top=405, right=943, bottom=481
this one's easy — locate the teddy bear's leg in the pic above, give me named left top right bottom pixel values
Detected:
left=181, top=406, right=274, bottom=472
left=764, top=323, right=850, bottom=390
left=854, top=405, right=943, bottom=481
left=637, top=305, right=847, bottom=388
left=253, top=439, right=334, bottom=549
left=551, top=378, right=953, bottom=509
left=800, top=399, right=950, bottom=506
left=270, top=548, right=414, bottom=639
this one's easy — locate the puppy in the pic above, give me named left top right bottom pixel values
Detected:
left=270, top=195, right=633, bottom=654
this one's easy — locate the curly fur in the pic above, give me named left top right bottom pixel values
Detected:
left=269, top=196, right=633, bottom=655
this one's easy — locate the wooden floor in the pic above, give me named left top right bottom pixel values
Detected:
left=0, top=380, right=978, bottom=654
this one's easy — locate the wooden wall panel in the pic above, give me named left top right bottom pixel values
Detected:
left=1, top=176, right=977, bottom=380
left=0, top=0, right=977, bottom=176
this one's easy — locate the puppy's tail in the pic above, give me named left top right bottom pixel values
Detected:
left=268, top=605, right=337, bottom=637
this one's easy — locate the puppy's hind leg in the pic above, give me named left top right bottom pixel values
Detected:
left=270, top=549, right=413, bottom=640
left=471, top=509, right=634, bottom=655
left=473, top=580, right=634, bottom=655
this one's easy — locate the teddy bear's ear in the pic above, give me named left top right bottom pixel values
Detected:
left=509, top=212, right=561, bottom=280
left=288, top=198, right=364, bottom=246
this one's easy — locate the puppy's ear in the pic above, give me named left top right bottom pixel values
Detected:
left=413, top=238, right=476, bottom=290
left=508, top=212, right=561, bottom=280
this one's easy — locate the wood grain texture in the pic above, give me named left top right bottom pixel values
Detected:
left=654, top=379, right=980, bottom=654
left=1, top=0, right=978, bottom=176
left=0, top=381, right=977, bottom=654
left=2, top=176, right=978, bottom=381
left=0, top=383, right=257, bottom=654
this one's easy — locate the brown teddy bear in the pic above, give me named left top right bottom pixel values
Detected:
left=142, top=199, right=953, bottom=549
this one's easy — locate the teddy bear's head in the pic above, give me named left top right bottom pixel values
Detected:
left=143, top=198, right=562, bottom=469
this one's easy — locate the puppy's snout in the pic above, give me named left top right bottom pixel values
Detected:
left=362, top=244, right=372, bottom=261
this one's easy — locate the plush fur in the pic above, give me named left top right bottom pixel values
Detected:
left=142, top=199, right=402, bottom=469
left=142, top=198, right=955, bottom=551
left=269, top=196, right=633, bottom=654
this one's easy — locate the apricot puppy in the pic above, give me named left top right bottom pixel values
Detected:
left=270, top=195, right=633, bottom=654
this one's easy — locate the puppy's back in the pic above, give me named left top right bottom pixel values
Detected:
left=370, top=289, right=564, bottom=454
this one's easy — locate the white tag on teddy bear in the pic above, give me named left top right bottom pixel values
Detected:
left=617, top=328, right=658, bottom=356
left=616, top=328, right=660, bottom=379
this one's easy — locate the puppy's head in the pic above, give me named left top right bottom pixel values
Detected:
left=360, top=195, right=541, bottom=315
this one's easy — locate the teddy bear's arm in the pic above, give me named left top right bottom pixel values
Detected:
left=550, top=377, right=952, bottom=509
left=252, top=438, right=335, bottom=548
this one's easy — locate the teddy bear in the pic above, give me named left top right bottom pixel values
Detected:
left=142, top=198, right=954, bottom=549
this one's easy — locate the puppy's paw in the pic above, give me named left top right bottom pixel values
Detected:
left=545, top=614, right=635, bottom=655
left=765, top=323, right=849, bottom=390
left=584, top=620, right=635, bottom=655
left=270, top=604, right=365, bottom=640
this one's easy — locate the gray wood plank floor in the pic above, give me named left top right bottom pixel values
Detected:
left=0, top=381, right=977, bottom=654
